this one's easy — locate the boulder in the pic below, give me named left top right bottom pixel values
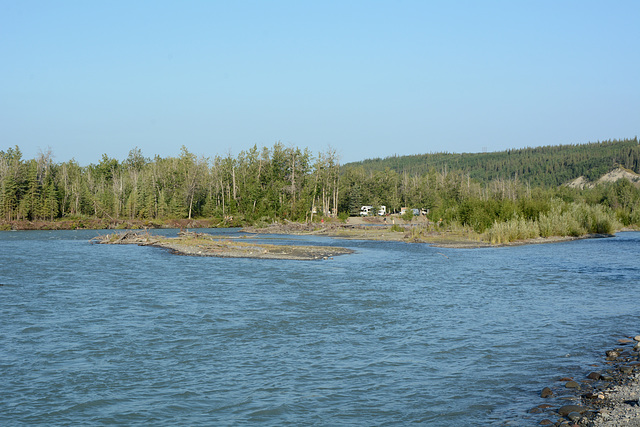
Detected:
left=558, top=405, right=586, bottom=416
left=620, top=366, right=633, bottom=374
left=587, top=372, right=601, bottom=380
left=567, top=411, right=582, bottom=421
left=541, top=387, right=553, bottom=398
left=565, top=380, right=580, bottom=389
left=606, top=350, right=619, bottom=360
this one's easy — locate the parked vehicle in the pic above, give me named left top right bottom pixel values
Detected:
left=360, top=206, right=373, bottom=216
left=360, top=205, right=387, bottom=216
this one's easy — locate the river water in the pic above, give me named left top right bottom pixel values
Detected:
left=1, top=229, right=639, bottom=426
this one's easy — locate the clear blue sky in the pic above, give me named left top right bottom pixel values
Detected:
left=1, top=0, right=638, bottom=165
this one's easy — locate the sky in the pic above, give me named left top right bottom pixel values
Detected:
left=1, top=0, right=638, bottom=165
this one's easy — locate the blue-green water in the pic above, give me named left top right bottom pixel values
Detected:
left=1, top=230, right=639, bottom=426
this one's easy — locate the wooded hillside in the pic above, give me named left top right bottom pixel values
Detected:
left=343, top=137, right=640, bottom=187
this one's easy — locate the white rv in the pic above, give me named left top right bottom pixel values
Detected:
left=360, top=206, right=373, bottom=216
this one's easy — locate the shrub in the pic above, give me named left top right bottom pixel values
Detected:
left=401, top=210, right=414, bottom=222
left=390, top=224, right=405, bottom=232
left=484, top=217, right=539, bottom=244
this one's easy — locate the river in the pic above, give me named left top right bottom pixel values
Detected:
left=1, top=229, right=639, bottom=426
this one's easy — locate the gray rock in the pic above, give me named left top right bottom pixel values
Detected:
left=620, top=366, right=633, bottom=374
left=538, top=419, right=553, bottom=425
left=558, top=405, right=586, bottom=416
left=541, top=387, right=553, bottom=398
left=587, top=371, right=601, bottom=380
left=567, top=411, right=582, bottom=421
left=565, top=380, right=580, bottom=389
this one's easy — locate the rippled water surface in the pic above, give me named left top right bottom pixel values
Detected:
left=1, top=230, right=639, bottom=426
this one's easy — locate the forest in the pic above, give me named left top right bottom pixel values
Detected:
left=0, top=143, right=339, bottom=226
left=346, top=137, right=640, bottom=187
left=1, top=138, right=640, bottom=242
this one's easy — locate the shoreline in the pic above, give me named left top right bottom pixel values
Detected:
left=525, top=335, right=640, bottom=426
left=241, top=220, right=621, bottom=249
left=3, top=217, right=635, bottom=249
left=0, top=218, right=220, bottom=231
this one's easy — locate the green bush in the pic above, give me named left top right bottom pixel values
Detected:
left=484, top=217, right=539, bottom=244
left=401, top=210, right=414, bottom=222
left=390, top=224, right=405, bottom=232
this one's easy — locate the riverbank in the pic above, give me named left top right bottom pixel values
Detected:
left=524, top=335, right=640, bottom=426
left=0, top=218, right=222, bottom=231
left=90, top=230, right=353, bottom=261
left=242, top=218, right=620, bottom=248
left=4, top=217, right=634, bottom=248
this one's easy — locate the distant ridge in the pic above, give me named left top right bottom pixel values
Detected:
left=343, top=137, right=640, bottom=187
left=565, top=167, right=640, bottom=189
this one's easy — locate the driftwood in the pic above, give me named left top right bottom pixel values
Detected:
left=90, top=231, right=157, bottom=245
left=177, top=230, right=207, bottom=239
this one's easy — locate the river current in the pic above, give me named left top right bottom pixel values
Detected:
left=1, top=229, right=639, bottom=426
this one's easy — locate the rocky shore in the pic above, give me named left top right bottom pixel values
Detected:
left=524, top=335, right=640, bottom=426
left=90, top=230, right=353, bottom=261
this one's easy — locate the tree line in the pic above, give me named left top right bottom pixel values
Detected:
left=0, top=143, right=339, bottom=224
left=1, top=140, right=640, bottom=234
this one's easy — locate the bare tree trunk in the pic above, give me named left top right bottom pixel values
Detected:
left=232, top=166, right=237, bottom=200
left=289, top=151, right=297, bottom=214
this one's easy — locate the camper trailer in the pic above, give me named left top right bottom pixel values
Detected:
left=360, top=206, right=373, bottom=216
left=360, top=205, right=386, bottom=216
